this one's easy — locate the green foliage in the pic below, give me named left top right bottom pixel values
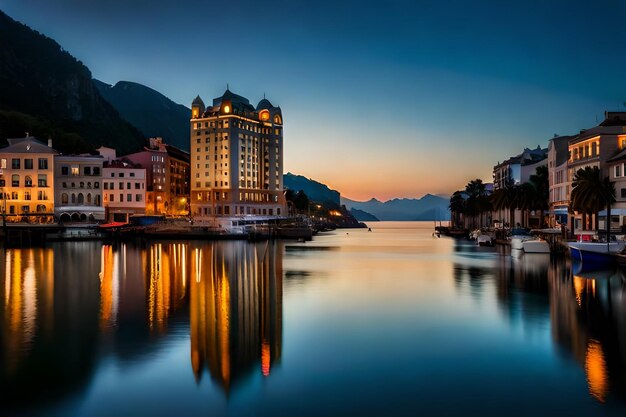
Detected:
left=571, top=166, right=615, bottom=215
left=0, top=11, right=145, bottom=154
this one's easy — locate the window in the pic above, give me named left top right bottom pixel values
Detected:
left=38, top=191, right=47, bottom=201
left=0, top=159, right=5, bottom=169
left=94, top=182, right=99, bottom=189
left=119, top=183, right=124, bottom=190
left=38, top=159, right=48, bottom=170
left=127, top=182, right=131, bottom=189
left=616, top=165, right=622, bottom=178
left=104, top=183, right=108, bottom=190
left=130, top=172, right=135, bottom=177
left=61, top=193, right=68, bottom=204
left=622, top=188, right=626, bottom=199
left=109, top=194, right=114, bottom=202
left=11, top=159, right=20, bottom=169
left=71, top=166, right=79, bottom=176
left=127, top=194, right=132, bottom=202
left=119, top=173, right=124, bottom=178
left=38, top=174, right=48, bottom=187
left=135, top=194, right=142, bottom=202
left=11, top=174, right=19, bottom=187
left=135, top=183, right=140, bottom=189
left=25, top=176, right=33, bottom=187
left=84, top=166, right=91, bottom=176
left=0, top=178, right=4, bottom=187
left=93, top=167, right=100, bottom=176
left=24, top=191, right=31, bottom=200
left=24, top=159, right=33, bottom=169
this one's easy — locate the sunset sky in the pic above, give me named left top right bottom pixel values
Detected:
left=4, top=0, right=626, bottom=201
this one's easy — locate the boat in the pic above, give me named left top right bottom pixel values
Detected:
left=476, top=234, right=494, bottom=246
left=522, top=239, right=550, bottom=253
left=567, top=241, right=625, bottom=264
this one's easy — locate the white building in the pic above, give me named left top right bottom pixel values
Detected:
left=54, top=154, right=105, bottom=222
left=102, top=158, right=146, bottom=222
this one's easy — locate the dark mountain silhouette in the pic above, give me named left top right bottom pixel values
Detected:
left=342, top=194, right=450, bottom=221
left=0, top=10, right=145, bottom=154
left=283, top=173, right=340, bottom=206
left=350, top=208, right=380, bottom=221
left=94, top=80, right=191, bottom=151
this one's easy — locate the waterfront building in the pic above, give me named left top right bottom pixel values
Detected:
left=165, top=144, right=190, bottom=216
left=492, top=146, right=547, bottom=227
left=605, top=151, right=626, bottom=232
left=493, top=146, right=548, bottom=191
left=123, top=137, right=168, bottom=215
left=189, top=90, right=287, bottom=223
left=54, top=154, right=105, bottom=222
left=102, top=159, right=146, bottom=222
left=0, top=135, right=57, bottom=223
left=547, top=135, right=573, bottom=228
left=567, top=112, right=626, bottom=232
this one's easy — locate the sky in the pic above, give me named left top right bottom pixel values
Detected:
left=3, top=0, right=626, bottom=201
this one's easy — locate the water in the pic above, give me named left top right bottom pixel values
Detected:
left=1, top=221, right=626, bottom=416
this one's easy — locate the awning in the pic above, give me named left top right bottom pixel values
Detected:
left=598, top=209, right=626, bottom=216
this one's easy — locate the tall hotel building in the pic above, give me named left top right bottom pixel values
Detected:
left=190, top=89, right=286, bottom=221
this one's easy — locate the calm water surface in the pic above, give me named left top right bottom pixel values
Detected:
left=2, top=221, right=626, bottom=416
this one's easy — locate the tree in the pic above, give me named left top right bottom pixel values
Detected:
left=571, top=166, right=615, bottom=232
left=464, top=179, right=490, bottom=229
left=449, top=191, right=465, bottom=228
left=294, top=190, right=310, bottom=213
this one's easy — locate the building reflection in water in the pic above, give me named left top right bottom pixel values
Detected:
left=549, top=262, right=626, bottom=404
left=189, top=241, right=283, bottom=393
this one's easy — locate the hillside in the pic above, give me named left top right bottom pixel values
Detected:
left=350, top=208, right=379, bottom=222
left=95, top=80, right=191, bottom=151
left=342, top=194, right=450, bottom=221
left=283, top=173, right=340, bottom=206
left=0, top=10, right=145, bottom=154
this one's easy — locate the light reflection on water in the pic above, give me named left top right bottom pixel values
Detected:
left=1, top=222, right=626, bottom=416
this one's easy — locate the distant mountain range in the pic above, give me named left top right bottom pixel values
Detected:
left=94, top=80, right=191, bottom=151
left=283, top=173, right=341, bottom=206
left=349, top=208, right=380, bottom=221
left=0, top=10, right=145, bottom=154
left=342, top=195, right=450, bottom=221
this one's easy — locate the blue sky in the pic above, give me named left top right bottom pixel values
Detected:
left=3, top=0, right=626, bottom=200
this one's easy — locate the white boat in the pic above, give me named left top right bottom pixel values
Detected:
left=522, top=239, right=550, bottom=253
left=510, top=235, right=530, bottom=250
left=476, top=234, right=494, bottom=246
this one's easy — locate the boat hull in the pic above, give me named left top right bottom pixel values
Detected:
left=522, top=239, right=550, bottom=253
left=568, top=242, right=623, bottom=267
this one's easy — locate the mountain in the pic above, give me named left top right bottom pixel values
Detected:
left=0, top=10, right=145, bottom=154
left=350, top=208, right=379, bottom=222
left=342, top=194, right=450, bottom=221
left=95, top=80, right=191, bottom=151
left=283, top=173, right=340, bottom=206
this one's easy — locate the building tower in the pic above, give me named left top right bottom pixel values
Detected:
left=189, top=89, right=286, bottom=222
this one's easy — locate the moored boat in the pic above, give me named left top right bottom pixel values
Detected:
left=522, top=239, right=550, bottom=253
left=568, top=241, right=625, bottom=264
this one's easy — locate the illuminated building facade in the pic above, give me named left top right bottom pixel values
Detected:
left=0, top=136, right=57, bottom=222
left=54, top=154, right=105, bottom=222
left=102, top=159, right=146, bottom=222
left=190, top=90, right=286, bottom=222
left=165, top=144, right=190, bottom=216
left=547, top=135, right=572, bottom=227
left=123, top=137, right=168, bottom=215
left=567, top=112, right=626, bottom=232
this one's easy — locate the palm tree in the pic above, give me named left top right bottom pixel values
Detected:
left=464, top=179, right=489, bottom=228
left=571, top=166, right=615, bottom=234
left=449, top=191, right=465, bottom=228
left=528, top=165, right=549, bottom=227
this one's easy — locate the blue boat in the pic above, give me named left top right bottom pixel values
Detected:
left=568, top=241, right=623, bottom=267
